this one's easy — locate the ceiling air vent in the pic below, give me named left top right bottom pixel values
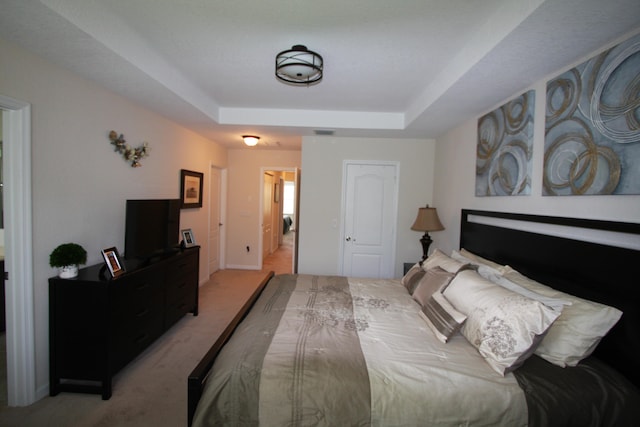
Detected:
left=314, top=129, right=334, bottom=136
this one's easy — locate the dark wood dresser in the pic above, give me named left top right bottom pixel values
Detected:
left=49, top=246, right=199, bottom=399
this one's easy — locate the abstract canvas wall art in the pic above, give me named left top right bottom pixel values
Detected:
left=544, top=32, right=640, bottom=196
left=476, top=90, right=535, bottom=196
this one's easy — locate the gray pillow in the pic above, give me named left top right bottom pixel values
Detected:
left=412, top=266, right=454, bottom=306
left=401, top=263, right=426, bottom=294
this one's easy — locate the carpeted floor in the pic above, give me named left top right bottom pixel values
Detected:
left=0, top=236, right=293, bottom=427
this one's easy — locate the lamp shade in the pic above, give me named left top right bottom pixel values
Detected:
left=411, top=207, right=444, bottom=232
left=242, top=135, right=260, bottom=146
left=275, top=45, right=323, bottom=85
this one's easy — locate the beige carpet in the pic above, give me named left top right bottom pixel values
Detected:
left=0, top=268, right=273, bottom=427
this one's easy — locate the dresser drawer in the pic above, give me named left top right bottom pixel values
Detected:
left=113, top=269, right=164, bottom=301
left=111, top=293, right=164, bottom=370
left=164, top=251, right=198, bottom=283
left=166, top=270, right=197, bottom=300
left=165, top=288, right=197, bottom=328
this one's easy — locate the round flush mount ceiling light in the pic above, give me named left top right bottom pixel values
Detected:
left=242, top=135, right=260, bottom=147
left=275, top=45, right=323, bottom=85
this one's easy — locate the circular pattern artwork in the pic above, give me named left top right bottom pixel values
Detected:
left=476, top=91, right=535, bottom=196
left=543, top=33, right=640, bottom=195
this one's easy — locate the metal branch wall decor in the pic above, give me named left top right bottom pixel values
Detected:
left=108, top=130, right=150, bottom=167
left=543, top=32, right=640, bottom=195
left=476, top=90, right=535, bottom=196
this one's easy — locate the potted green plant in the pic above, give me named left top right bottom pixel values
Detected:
left=49, top=243, right=87, bottom=278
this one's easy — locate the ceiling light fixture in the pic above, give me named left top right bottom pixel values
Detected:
left=275, top=45, right=323, bottom=85
left=242, top=135, right=260, bottom=147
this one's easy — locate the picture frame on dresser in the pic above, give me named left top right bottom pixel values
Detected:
left=101, top=247, right=125, bottom=278
left=182, top=228, right=196, bottom=248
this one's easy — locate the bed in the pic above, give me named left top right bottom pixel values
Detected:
left=283, top=215, right=293, bottom=234
left=188, top=209, right=640, bottom=426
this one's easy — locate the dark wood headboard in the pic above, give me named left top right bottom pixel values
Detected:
left=460, top=209, right=640, bottom=387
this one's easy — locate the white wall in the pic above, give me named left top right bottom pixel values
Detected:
left=298, top=137, right=436, bottom=278
left=0, top=37, right=227, bottom=398
left=0, top=113, right=3, bottom=255
left=225, top=149, right=301, bottom=269
left=432, top=36, right=640, bottom=255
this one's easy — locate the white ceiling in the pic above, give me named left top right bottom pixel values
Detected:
left=1, top=0, right=639, bottom=149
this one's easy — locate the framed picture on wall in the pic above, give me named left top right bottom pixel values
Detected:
left=180, top=169, right=203, bottom=208
left=101, top=247, right=125, bottom=278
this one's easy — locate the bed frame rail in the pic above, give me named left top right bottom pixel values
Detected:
left=187, top=271, right=274, bottom=426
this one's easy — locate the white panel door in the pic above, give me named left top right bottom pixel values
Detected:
left=208, top=167, right=221, bottom=274
left=342, top=162, right=398, bottom=278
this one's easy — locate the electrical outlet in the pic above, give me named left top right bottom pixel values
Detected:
left=246, top=245, right=250, bottom=252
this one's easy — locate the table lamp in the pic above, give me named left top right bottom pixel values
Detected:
left=411, top=205, right=444, bottom=261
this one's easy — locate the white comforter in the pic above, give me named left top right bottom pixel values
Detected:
left=348, top=277, right=526, bottom=426
left=193, top=274, right=527, bottom=426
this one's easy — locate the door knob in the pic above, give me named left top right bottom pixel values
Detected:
left=346, top=237, right=355, bottom=242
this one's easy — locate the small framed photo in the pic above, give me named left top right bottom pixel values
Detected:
left=180, top=169, right=203, bottom=209
left=101, top=247, right=125, bottom=278
left=181, top=228, right=196, bottom=247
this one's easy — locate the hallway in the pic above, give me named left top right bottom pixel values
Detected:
left=262, top=230, right=294, bottom=275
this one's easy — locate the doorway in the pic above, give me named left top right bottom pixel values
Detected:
left=1, top=110, right=5, bottom=405
left=208, top=166, right=225, bottom=276
left=261, top=168, right=298, bottom=273
left=1, top=94, right=35, bottom=406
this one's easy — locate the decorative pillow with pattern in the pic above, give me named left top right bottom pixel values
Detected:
left=443, top=270, right=562, bottom=375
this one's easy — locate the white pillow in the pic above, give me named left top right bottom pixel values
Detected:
left=451, top=250, right=504, bottom=282
left=443, top=270, right=561, bottom=375
left=419, top=292, right=467, bottom=343
left=458, top=248, right=510, bottom=274
left=423, top=249, right=467, bottom=274
left=501, top=267, right=622, bottom=367
left=490, top=274, right=572, bottom=313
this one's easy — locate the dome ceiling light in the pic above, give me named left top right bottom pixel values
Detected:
left=242, top=135, right=260, bottom=146
left=275, top=45, right=323, bottom=85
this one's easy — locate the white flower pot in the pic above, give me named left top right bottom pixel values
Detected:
left=58, top=265, right=79, bottom=279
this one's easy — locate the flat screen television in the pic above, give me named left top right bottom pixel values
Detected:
left=124, top=199, right=181, bottom=260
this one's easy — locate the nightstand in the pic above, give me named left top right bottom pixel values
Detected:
left=403, top=262, right=417, bottom=275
